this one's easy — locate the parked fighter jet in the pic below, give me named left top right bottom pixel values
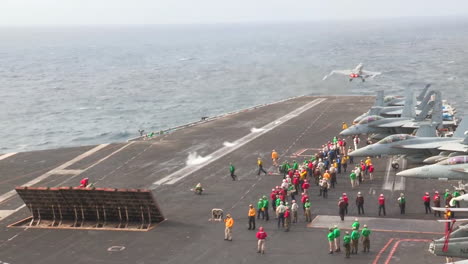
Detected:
left=322, top=63, right=381, bottom=82
left=429, top=221, right=468, bottom=260
left=396, top=155, right=468, bottom=180
left=354, top=86, right=432, bottom=123
left=341, top=89, right=442, bottom=139
left=423, top=151, right=466, bottom=164
left=349, top=118, right=468, bottom=160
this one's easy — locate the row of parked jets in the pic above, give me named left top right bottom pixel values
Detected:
left=340, top=85, right=467, bottom=261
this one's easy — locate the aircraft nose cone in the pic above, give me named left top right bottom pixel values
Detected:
left=340, top=127, right=356, bottom=136
left=349, top=147, right=370, bottom=157
left=396, top=168, right=420, bottom=178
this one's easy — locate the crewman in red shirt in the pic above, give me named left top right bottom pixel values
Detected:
left=342, top=193, right=349, bottom=215
left=256, top=227, right=268, bottom=254
left=80, top=178, right=89, bottom=188
left=423, top=192, right=432, bottom=214
left=378, top=194, right=386, bottom=216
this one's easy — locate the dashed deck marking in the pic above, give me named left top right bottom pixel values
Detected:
left=152, top=98, right=327, bottom=186
left=0, top=143, right=134, bottom=222
left=0, top=144, right=109, bottom=205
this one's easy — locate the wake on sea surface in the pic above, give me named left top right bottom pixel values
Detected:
left=0, top=19, right=467, bottom=153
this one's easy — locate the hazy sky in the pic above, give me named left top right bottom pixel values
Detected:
left=2, top=0, right=468, bottom=25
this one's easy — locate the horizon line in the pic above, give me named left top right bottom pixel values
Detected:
left=1, top=14, right=468, bottom=27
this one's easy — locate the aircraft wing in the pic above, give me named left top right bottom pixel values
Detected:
left=432, top=207, right=468, bottom=212
left=438, top=142, right=468, bottom=153
left=392, top=142, right=446, bottom=149
left=450, top=168, right=468, bottom=174
left=370, top=120, right=409, bottom=128
left=361, top=70, right=382, bottom=78
left=322, top=70, right=353, bottom=80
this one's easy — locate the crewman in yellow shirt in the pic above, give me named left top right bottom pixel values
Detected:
left=248, top=204, right=256, bottom=230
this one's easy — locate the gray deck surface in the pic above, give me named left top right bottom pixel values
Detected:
left=0, top=95, right=463, bottom=264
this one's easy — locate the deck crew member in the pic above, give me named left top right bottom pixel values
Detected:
left=333, top=225, right=341, bottom=252
left=262, top=196, right=270, bottom=221
left=257, top=157, right=267, bottom=175
left=361, top=225, right=371, bottom=252
left=291, top=200, right=299, bottom=223
left=248, top=204, right=256, bottom=230
left=433, top=191, right=441, bottom=217
left=378, top=194, right=386, bottom=216
left=343, top=231, right=351, bottom=258
left=229, top=163, right=237, bottom=181
left=423, top=192, right=431, bottom=214
left=328, top=228, right=335, bottom=254
left=351, top=226, right=360, bottom=254
left=271, top=150, right=279, bottom=167
left=356, top=192, right=364, bottom=215
left=398, top=193, right=406, bottom=214
left=256, top=227, right=267, bottom=254
left=224, top=214, right=234, bottom=241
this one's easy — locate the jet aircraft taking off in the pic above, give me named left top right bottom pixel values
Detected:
left=322, top=63, right=381, bottom=82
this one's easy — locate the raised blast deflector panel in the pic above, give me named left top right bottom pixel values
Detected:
left=13, top=187, right=165, bottom=231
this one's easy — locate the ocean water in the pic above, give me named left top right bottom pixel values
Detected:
left=0, top=18, right=467, bottom=153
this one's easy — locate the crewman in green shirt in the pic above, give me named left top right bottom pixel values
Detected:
left=304, top=199, right=312, bottom=222
left=349, top=171, right=357, bottom=188
left=292, top=160, right=299, bottom=170
left=257, top=198, right=264, bottom=220
left=229, top=163, right=237, bottom=181
left=343, top=231, right=351, bottom=258
left=327, top=228, right=335, bottom=254
left=333, top=225, right=341, bottom=252
left=262, top=196, right=269, bottom=221
left=351, top=226, right=360, bottom=254
left=361, top=224, right=371, bottom=252
left=281, top=161, right=290, bottom=178
left=352, top=218, right=360, bottom=230
left=453, top=189, right=461, bottom=208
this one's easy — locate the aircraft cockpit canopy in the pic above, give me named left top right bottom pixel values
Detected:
left=377, top=134, right=414, bottom=144
left=358, top=115, right=384, bottom=124
left=437, top=156, right=468, bottom=165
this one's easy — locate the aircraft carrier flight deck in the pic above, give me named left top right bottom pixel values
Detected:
left=0, top=95, right=458, bottom=264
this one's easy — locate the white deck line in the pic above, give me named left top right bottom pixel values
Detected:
left=0, top=143, right=135, bottom=222
left=0, top=144, right=109, bottom=204
left=0, top=152, right=17, bottom=161
left=152, top=98, right=327, bottom=186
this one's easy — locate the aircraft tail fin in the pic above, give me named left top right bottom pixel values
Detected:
left=415, top=100, right=434, bottom=121
left=462, top=133, right=468, bottom=145
left=401, top=87, right=416, bottom=118
left=416, top=83, right=431, bottom=101
left=431, top=91, right=443, bottom=129
left=454, top=116, right=468, bottom=138
left=416, top=90, right=436, bottom=111
left=415, top=124, right=438, bottom=137
left=375, top=90, right=384, bottom=107
left=369, top=106, right=382, bottom=116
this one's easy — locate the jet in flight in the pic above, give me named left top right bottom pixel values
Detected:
left=322, top=63, right=381, bottom=82
left=396, top=155, right=468, bottom=180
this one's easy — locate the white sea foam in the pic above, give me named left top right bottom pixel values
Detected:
left=223, top=141, right=236, bottom=147
left=186, top=152, right=212, bottom=166
left=251, top=127, right=265, bottom=133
